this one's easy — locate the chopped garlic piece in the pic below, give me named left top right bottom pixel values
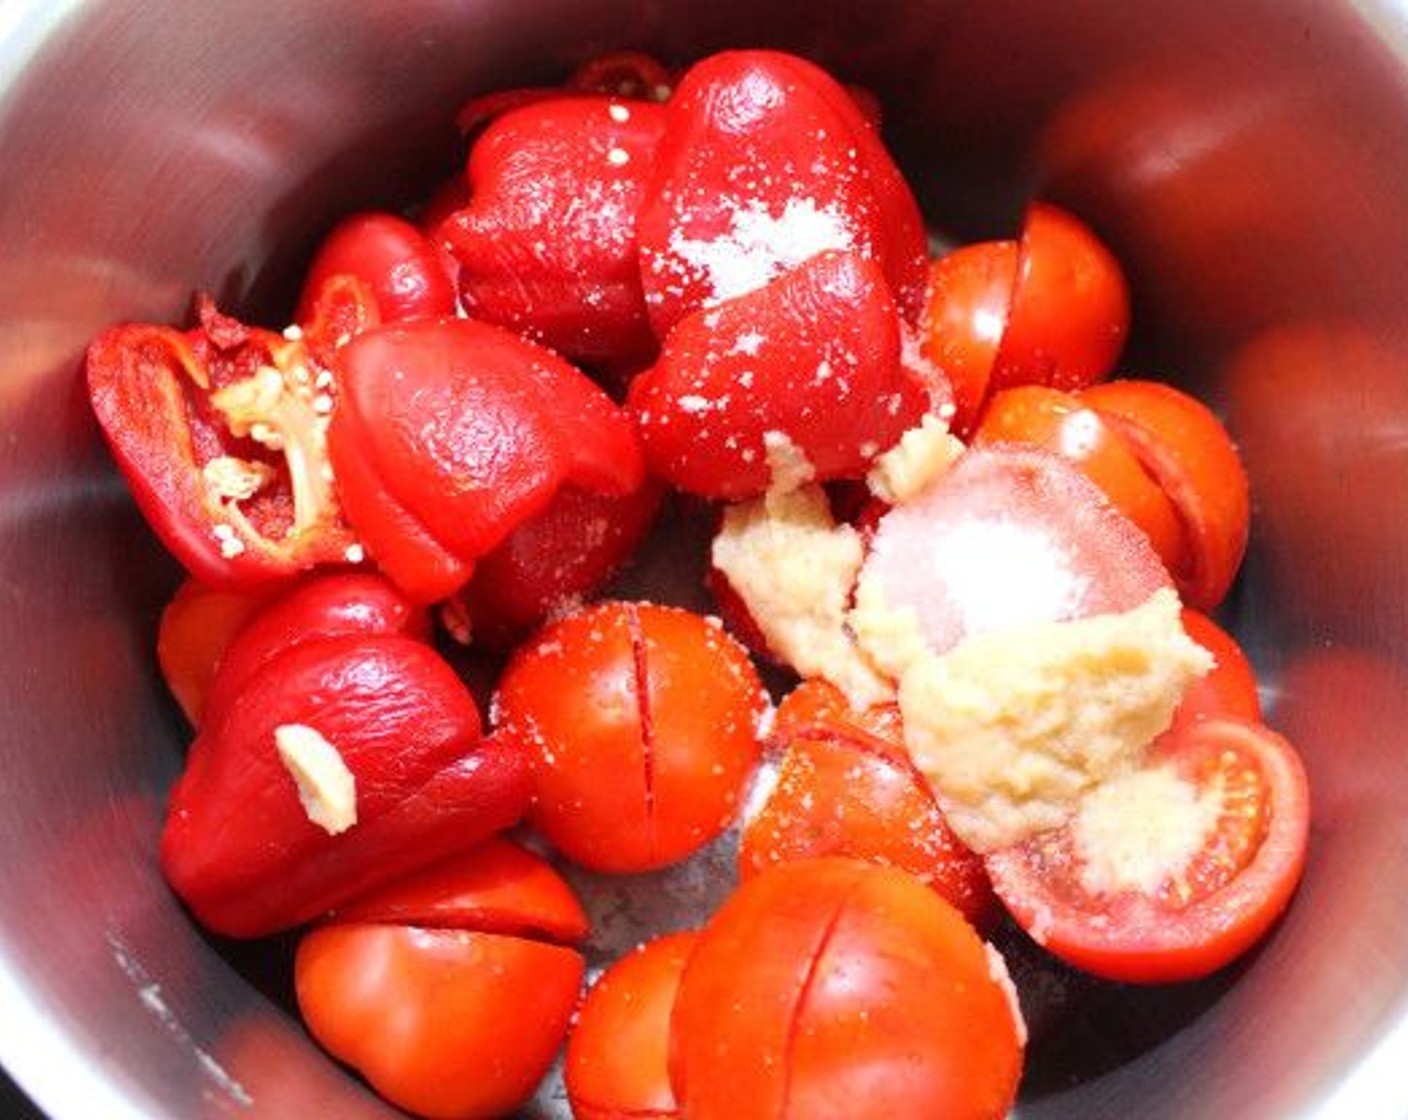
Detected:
left=866, top=413, right=964, bottom=505
left=847, top=575, right=934, bottom=684
left=274, top=724, right=357, bottom=836
left=898, top=588, right=1213, bottom=853
left=1072, top=765, right=1224, bottom=896
left=762, top=430, right=816, bottom=496
left=712, top=483, right=891, bottom=709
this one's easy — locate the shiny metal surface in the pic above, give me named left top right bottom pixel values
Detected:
left=2, top=1, right=1407, bottom=1117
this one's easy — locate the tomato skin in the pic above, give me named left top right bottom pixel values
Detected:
left=297, top=924, right=582, bottom=1120
left=919, top=240, right=1019, bottom=435
left=328, top=317, right=645, bottom=603
left=446, top=478, right=665, bottom=651
left=740, top=679, right=996, bottom=928
left=1079, top=378, right=1250, bottom=610
left=990, top=201, right=1130, bottom=393
left=670, top=858, right=1024, bottom=1120
left=973, top=384, right=1190, bottom=577
left=325, top=835, right=590, bottom=943
left=565, top=931, right=696, bottom=1120
left=629, top=249, right=926, bottom=500
left=156, top=579, right=274, bottom=726
left=494, top=601, right=766, bottom=872
left=638, top=49, right=927, bottom=336
left=985, top=716, right=1309, bottom=984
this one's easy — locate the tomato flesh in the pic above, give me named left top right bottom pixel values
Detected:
left=985, top=716, right=1309, bottom=984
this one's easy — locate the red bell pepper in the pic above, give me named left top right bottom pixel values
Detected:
left=294, top=211, right=458, bottom=362
left=436, top=95, right=667, bottom=371
left=160, top=629, right=530, bottom=938
left=628, top=249, right=928, bottom=499
left=327, top=317, right=646, bottom=604
left=636, top=49, right=929, bottom=337
left=86, top=297, right=358, bottom=590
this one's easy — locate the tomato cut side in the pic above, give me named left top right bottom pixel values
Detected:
left=857, top=444, right=1172, bottom=658
left=985, top=716, right=1309, bottom=984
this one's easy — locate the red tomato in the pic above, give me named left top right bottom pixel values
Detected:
left=327, top=317, right=645, bottom=603
left=919, top=240, right=1019, bottom=435
left=494, top=601, right=766, bottom=872
left=1079, top=378, right=1250, bottom=610
left=294, top=211, right=457, bottom=358
left=740, top=680, right=996, bottom=928
left=985, top=715, right=1309, bottom=984
left=990, top=201, right=1130, bottom=393
left=973, top=384, right=1190, bottom=577
left=296, top=840, right=586, bottom=1120
left=670, top=858, right=1025, bottom=1120
left=326, top=836, right=589, bottom=943
left=565, top=931, right=696, bottom=1120
left=1166, top=608, right=1262, bottom=738
left=858, top=444, right=1172, bottom=657
left=156, top=578, right=274, bottom=725
left=637, top=49, right=928, bottom=335
left=445, top=478, right=665, bottom=651
left=628, top=249, right=926, bottom=500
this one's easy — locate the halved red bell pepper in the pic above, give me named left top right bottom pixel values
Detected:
left=160, top=630, right=530, bottom=937
left=327, top=317, right=646, bottom=604
left=86, top=296, right=358, bottom=590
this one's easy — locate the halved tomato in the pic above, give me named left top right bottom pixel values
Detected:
left=984, top=715, right=1309, bottom=983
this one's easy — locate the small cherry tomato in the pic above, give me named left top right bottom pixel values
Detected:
left=156, top=578, right=275, bottom=725
left=494, top=601, right=766, bottom=872
left=985, top=715, right=1309, bottom=984
left=565, top=931, right=696, bottom=1120
left=919, top=240, right=1020, bottom=435
left=670, top=858, right=1025, bottom=1120
left=973, top=384, right=1189, bottom=577
left=857, top=444, right=1172, bottom=658
left=296, top=840, right=586, bottom=1120
left=1079, top=378, right=1250, bottom=610
left=740, top=679, right=996, bottom=928
left=990, top=201, right=1130, bottom=393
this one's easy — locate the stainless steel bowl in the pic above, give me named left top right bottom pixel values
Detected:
left=3, top=1, right=1408, bottom=1116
